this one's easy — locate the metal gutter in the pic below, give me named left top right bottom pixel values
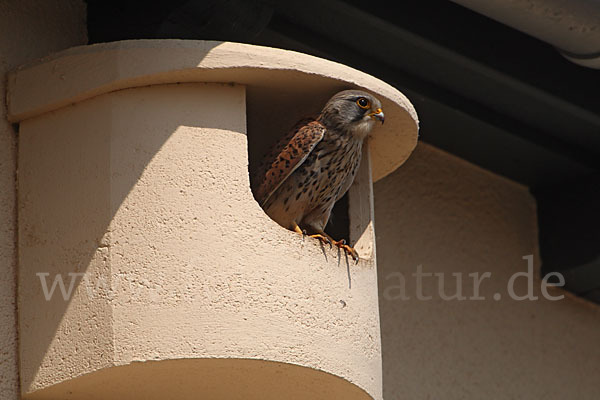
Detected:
left=450, top=0, right=600, bottom=68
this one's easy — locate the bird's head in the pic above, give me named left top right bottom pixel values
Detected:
left=318, top=90, right=384, bottom=138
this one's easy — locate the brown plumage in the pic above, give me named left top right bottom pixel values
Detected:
left=253, top=90, right=384, bottom=260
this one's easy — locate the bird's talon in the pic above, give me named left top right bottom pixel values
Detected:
left=309, top=233, right=332, bottom=247
left=332, top=239, right=359, bottom=262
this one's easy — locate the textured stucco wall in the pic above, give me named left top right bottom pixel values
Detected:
left=0, top=1, right=87, bottom=399
left=17, top=82, right=382, bottom=399
left=9, top=39, right=420, bottom=400
left=375, top=142, right=600, bottom=399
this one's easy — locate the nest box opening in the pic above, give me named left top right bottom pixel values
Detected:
left=246, top=86, right=359, bottom=248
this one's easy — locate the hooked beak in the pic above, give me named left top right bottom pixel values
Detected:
left=369, top=108, right=385, bottom=124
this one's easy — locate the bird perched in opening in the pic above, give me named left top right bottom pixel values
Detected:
left=253, top=90, right=385, bottom=261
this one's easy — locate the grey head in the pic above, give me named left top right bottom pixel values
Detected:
left=317, top=90, right=384, bottom=138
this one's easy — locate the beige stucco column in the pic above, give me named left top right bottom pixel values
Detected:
left=8, top=40, right=418, bottom=400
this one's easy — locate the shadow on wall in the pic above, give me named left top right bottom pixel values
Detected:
left=18, top=42, right=226, bottom=389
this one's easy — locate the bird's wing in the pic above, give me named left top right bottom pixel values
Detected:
left=255, top=118, right=325, bottom=207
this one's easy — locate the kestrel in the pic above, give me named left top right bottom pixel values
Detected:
left=253, top=90, right=385, bottom=261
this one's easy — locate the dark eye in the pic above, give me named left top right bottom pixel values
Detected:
left=356, top=97, right=370, bottom=109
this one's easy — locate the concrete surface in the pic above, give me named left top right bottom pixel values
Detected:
left=11, top=39, right=419, bottom=397
left=7, top=39, right=419, bottom=183
left=0, top=1, right=86, bottom=399
left=375, top=142, right=600, bottom=399
left=17, top=81, right=383, bottom=399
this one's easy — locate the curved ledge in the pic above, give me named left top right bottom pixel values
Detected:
left=22, top=358, right=372, bottom=400
left=7, top=39, right=418, bottom=181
